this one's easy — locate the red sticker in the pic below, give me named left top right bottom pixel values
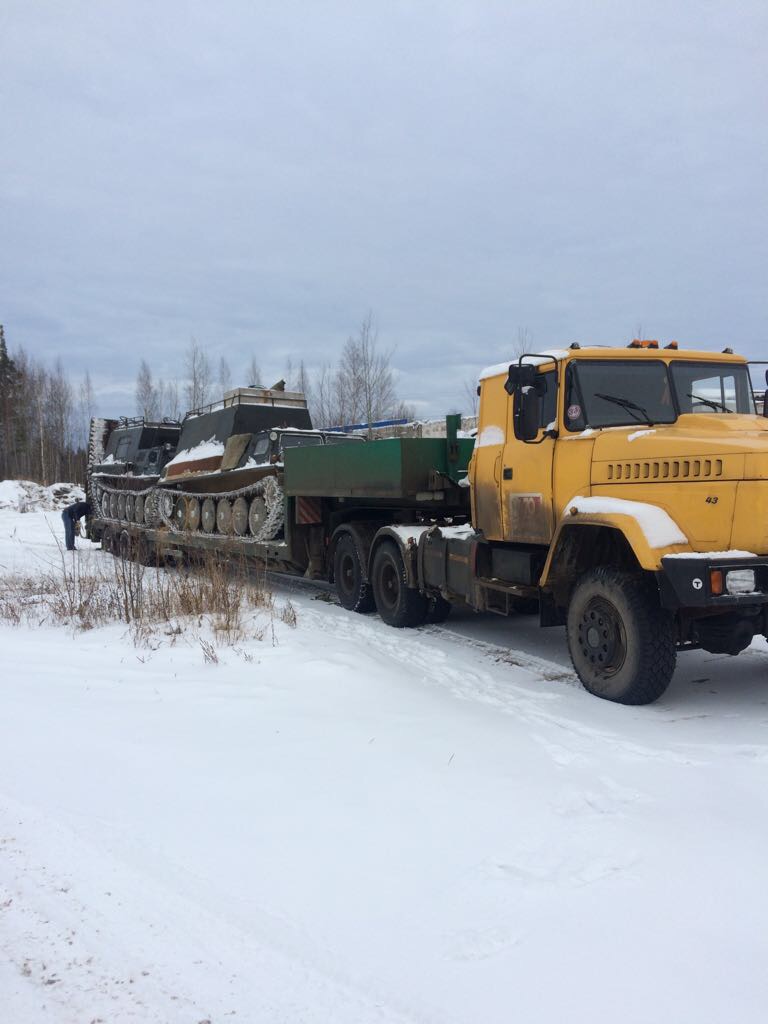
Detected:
left=567, top=404, right=582, bottom=420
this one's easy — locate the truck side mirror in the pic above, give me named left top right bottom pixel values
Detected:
left=515, top=385, right=541, bottom=441
left=505, top=363, right=537, bottom=395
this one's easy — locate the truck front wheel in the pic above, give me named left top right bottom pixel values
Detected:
left=371, top=541, right=428, bottom=628
left=566, top=567, right=676, bottom=705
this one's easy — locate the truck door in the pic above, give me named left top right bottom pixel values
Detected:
left=471, top=376, right=509, bottom=540
left=499, top=370, right=557, bottom=544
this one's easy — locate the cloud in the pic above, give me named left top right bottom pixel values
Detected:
left=1, top=0, right=766, bottom=418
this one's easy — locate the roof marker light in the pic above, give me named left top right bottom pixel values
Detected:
left=629, top=339, right=659, bottom=349
left=664, top=341, right=679, bottom=349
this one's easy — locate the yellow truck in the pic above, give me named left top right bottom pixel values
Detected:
left=416, top=340, right=768, bottom=704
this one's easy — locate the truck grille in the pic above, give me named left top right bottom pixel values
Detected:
left=605, top=458, right=724, bottom=481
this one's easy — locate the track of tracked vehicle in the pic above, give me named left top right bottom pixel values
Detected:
left=91, top=474, right=285, bottom=544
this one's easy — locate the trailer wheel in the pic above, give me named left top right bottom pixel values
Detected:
left=566, top=567, right=676, bottom=705
left=371, top=541, right=428, bottom=628
left=334, top=534, right=375, bottom=614
left=425, top=594, right=452, bottom=624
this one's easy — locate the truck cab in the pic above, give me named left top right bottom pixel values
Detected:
left=462, top=341, right=768, bottom=703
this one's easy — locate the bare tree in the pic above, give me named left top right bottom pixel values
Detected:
left=350, top=312, right=397, bottom=433
left=77, top=371, right=96, bottom=448
left=136, top=360, right=160, bottom=420
left=47, top=359, right=75, bottom=481
left=513, top=326, right=532, bottom=357
left=184, top=339, right=212, bottom=410
left=308, top=313, right=410, bottom=430
left=243, top=355, right=261, bottom=388
left=463, top=379, right=479, bottom=417
left=218, top=356, right=232, bottom=395
left=161, top=378, right=181, bottom=420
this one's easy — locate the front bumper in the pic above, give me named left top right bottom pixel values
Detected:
left=659, top=555, right=768, bottom=611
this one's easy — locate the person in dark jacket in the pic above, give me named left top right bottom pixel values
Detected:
left=62, top=500, right=91, bottom=551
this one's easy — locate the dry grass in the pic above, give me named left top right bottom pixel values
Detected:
left=0, top=545, right=295, bottom=650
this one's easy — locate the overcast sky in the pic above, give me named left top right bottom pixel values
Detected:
left=1, top=0, right=766, bottom=418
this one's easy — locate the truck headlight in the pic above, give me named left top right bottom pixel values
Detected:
left=726, top=569, right=756, bottom=595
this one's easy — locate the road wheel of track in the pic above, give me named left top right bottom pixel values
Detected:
left=108, top=493, right=119, bottom=519
left=425, top=594, right=452, bottom=624
left=217, top=498, right=233, bottom=534
left=117, top=493, right=127, bottom=521
left=187, top=497, right=201, bottom=531
left=334, top=534, right=375, bottom=613
left=371, top=540, right=428, bottom=628
left=172, top=496, right=187, bottom=531
left=566, top=567, right=676, bottom=705
left=159, top=491, right=175, bottom=525
left=201, top=498, right=217, bottom=533
left=125, top=494, right=135, bottom=522
left=232, top=496, right=250, bottom=536
left=135, top=495, right=145, bottom=524
left=248, top=495, right=267, bottom=536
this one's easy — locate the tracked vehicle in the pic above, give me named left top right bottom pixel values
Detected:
left=152, top=385, right=363, bottom=543
left=88, top=417, right=182, bottom=551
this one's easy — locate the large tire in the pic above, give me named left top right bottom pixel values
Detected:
left=334, top=534, right=375, bottom=613
left=566, top=567, right=676, bottom=705
left=371, top=541, right=428, bottom=628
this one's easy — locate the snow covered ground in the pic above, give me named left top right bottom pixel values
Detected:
left=1, top=493, right=768, bottom=1023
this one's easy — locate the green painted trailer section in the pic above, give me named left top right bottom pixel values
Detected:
left=283, top=434, right=474, bottom=500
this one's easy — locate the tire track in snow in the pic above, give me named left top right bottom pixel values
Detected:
left=281, top=593, right=711, bottom=768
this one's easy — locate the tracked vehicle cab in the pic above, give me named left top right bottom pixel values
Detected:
left=246, top=427, right=364, bottom=467
left=94, top=419, right=181, bottom=477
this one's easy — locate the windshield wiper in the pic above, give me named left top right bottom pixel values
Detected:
left=686, top=392, right=732, bottom=413
left=594, top=392, right=654, bottom=426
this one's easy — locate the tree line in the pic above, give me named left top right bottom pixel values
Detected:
left=0, top=314, right=414, bottom=485
left=135, top=313, right=414, bottom=430
left=0, top=325, right=93, bottom=485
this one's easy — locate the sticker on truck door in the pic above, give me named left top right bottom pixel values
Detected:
left=507, top=493, right=554, bottom=545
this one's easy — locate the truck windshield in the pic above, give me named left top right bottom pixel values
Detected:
left=566, top=361, right=676, bottom=430
left=670, top=362, right=755, bottom=415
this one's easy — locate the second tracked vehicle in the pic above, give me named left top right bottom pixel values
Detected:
left=153, top=385, right=362, bottom=543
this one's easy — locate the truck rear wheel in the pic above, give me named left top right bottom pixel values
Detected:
left=566, top=567, right=676, bottom=705
left=333, top=534, right=375, bottom=613
left=371, top=541, right=428, bottom=628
